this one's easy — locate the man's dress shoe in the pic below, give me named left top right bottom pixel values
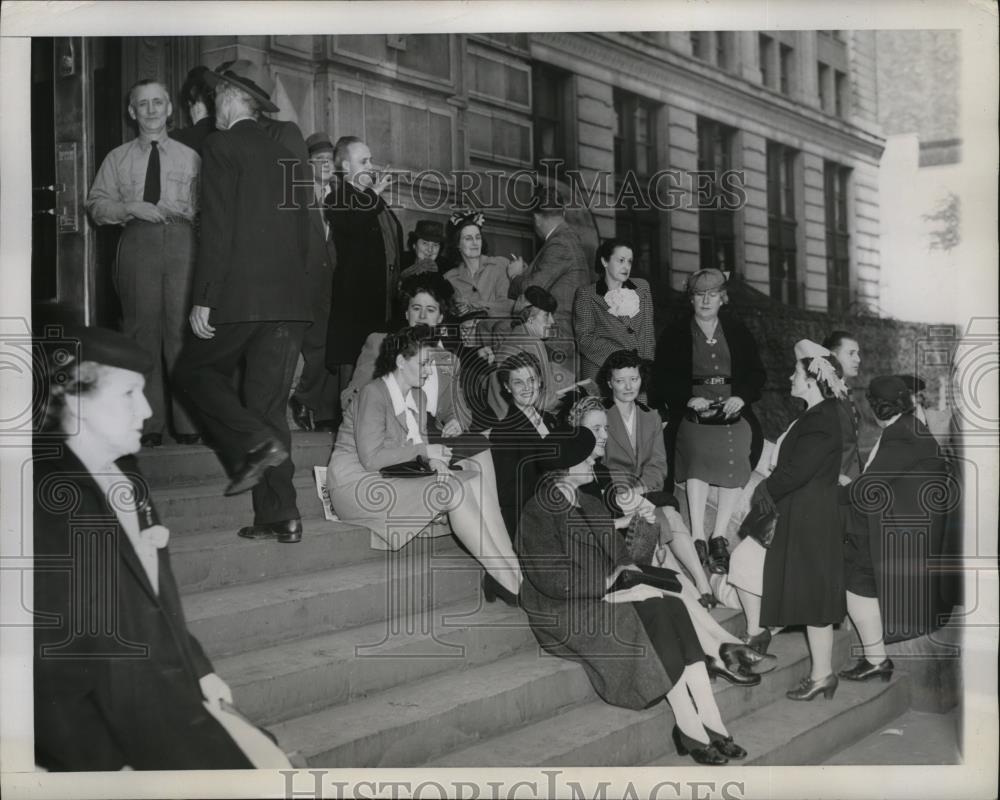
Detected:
left=289, top=397, right=315, bottom=432
left=237, top=518, right=303, bottom=544
left=225, top=439, right=289, bottom=496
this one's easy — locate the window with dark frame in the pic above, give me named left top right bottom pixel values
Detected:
left=697, top=116, right=738, bottom=274
left=824, top=160, right=852, bottom=314
left=779, top=43, right=793, bottom=95
left=613, top=88, right=663, bottom=290
left=690, top=32, right=705, bottom=60
left=818, top=62, right=830, bottom=111
left=767, top=141, right=800, bottom=306
left=834, top=70, right=847, bottom=117
left=532, top=62, right=574, bottom=171
left=715, top=31, right=729, bottom=70
left=759, top=34, right=773, bottom=88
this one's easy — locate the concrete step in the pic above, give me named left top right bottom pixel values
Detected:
left=136, top=432, right=333, bottom=489
left=649, top=672, right=911, bottom=766
left=184, top=542, right=480, bottom=658
left=428, top=627, right=851, bottom=767
left=156, top=473, right=325, bottom=536
left=272, top=648, right=597, bottom=768
left=171, top=519, right=433, bottom=593
left=217, top=599, right=534, bottom=726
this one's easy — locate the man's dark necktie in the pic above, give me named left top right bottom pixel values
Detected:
left=143, top=141, right=160, bottom=204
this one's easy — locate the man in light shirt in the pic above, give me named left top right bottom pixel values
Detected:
left=86, top=79, right=200, bottom=448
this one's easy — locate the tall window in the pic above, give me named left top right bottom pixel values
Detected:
left=697, top=117, right=738, bottom=273
left=759, top=34, right=773, bottom=88
left=715, top=31, right=730, bottom=70
left=614, top=89, right=662, bottom=288
left=767, top=142, right=799, bottom=305
left=824, top=161, right=851, bottom=313
left=817, top=62, right=830, bottom=111
left=690, top=32, right=705, bottom=60
left=532, top=63, right=574, bottom=171
left=834, top=70, right=847, bottom=117
left=779, top=43, right=794, bottom=95
left=817, top=29, right=849, bottom=116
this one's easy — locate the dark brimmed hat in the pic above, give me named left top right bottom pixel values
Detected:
left=686, top=268, right=727, bottom=294
left=539, top=427, right=597, bottom=471
left=205, top=59, right=279, bottom=113
left=306, top=132, right=334, bottom=155
left=64, top=325, right=154, bottom=374
left=411, top=219, right=445, bottom=244
left=895, top=373, right=927, bottom=395
left=524, top=285, right=558, bottom=313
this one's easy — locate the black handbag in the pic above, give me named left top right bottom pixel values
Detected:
left=737, top=499, right=778, bottom=549
left=379, top=456, right=435, bottom=478
left=610, top=564, right=682, bottom=594
left=684, top=401, right=740, bottom=426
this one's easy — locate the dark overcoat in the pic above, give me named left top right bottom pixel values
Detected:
left=847, top=414, right=958, bottom=643
left=191, top=118, right=310, bottom=324
left=759, top=398, right=846, bottom=627
left=517, top=483, right=676, bottom=709
left=32, top=446, right=251, bottom=771
left=652, top=310, right=766, bottom=482
left=325, top=181, right=403, bottom=367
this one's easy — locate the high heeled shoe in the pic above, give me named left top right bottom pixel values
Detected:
left=838, top=657, right=894, bottom=682
left=694, top=539, right=710, bottom=568
left=719, top=642, right=778, bottom=675
left=705, top=655, right=761, bottom=686
left=672, top=726, right=728, bottom=765
left=704, top=727, right=747, bottom=760
left=481, top=573, right=518, bottom=607
left=742, top=628, right=772, bottom=656
left=786, top=673, right=838, bottom=701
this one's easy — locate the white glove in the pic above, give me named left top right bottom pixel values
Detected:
left=199, top=672, right=233, bottom=709
left=602, top=583, right=665, bottom=604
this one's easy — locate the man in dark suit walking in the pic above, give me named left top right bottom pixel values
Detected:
left=325, top=135, right=403, bottom=381
left=289, top=132, right=340, bottom=432
left=175, top=60, right=310, bottom=544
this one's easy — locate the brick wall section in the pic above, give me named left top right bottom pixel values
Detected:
left=740, top=131, right=769, bottom=292
left=847, top=31, right=879, bottom=127
left=667, top=106, right=700, bottom=288
left=573, top=75, right=616, bottom=239
left=802, top=150, right=829, bottom=310
left=853, top=161, right=881, bottom=311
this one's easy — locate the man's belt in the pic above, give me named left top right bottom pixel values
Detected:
left=126, top=215, right=193, bottom=226
left=692, top=376, right=731, bottom=386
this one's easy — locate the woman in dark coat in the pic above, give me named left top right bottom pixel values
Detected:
left=838, top=376, right=957, bottom=682
left=751, top=340, right=847, bottom=701
left=518, top=427, right=747, bottom=765
left=32, top=325, right=284, bottom=770
left=653, top=269, right=766, bottom=574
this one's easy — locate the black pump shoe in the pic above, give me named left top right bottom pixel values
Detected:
left=707, top=536, right=730, bottom=574
left=694, top=539, right=709, bottom=568
left=742, top=628, right=772, bottom=656
left=719, top=642, right=777, bottom=675
left=482, top=573, right=518, bottom=606
left=838, top=657, right=894, bottom=682
left=672, top=726, right=728, bottom=765
left=705, top=727, right=747, bottom=759
left=786, top=673, right=838, bottom=701
left=705, top=655, right=761, bottom=686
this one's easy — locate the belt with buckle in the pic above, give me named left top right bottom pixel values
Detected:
left=692, top=376, right=731, bottom=386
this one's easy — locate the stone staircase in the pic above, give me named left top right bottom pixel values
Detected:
left=142, top=433, right=918, bottom=769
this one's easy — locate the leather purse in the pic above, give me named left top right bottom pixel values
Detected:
left=685, top=401, right=739, bottom=426
left=379, top=456, right=435, bottom=478
left=737, top=499, right=778, bottom=549
left=610, top=564, right=682, bottom=594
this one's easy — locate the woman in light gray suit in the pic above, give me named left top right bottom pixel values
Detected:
left=327, top=326, right=520, bottom=595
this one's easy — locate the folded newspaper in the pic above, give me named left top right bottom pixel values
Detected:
left=313, top=466, right=339, bottom=522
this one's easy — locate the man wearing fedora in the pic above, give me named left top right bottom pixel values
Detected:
left=289, top=132, right=340, bottom=432
left=175, top=60, right=311, bottom=545
left=325, top=135, right=404, bottom=382
left=86, top=79, right=201, bottom=449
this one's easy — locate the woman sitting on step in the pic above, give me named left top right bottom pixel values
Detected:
left=568, top=394, right=774, bottom=688
left=517, top=426, right=748, bottom=766
left=327, top=325, right=521, bottom=597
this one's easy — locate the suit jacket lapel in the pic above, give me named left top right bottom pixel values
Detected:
left=607, top=405, right=634, bottom=465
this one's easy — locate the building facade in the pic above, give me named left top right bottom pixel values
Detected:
left=32, top=30, right=885, bottom=322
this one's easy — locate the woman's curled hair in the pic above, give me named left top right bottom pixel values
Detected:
left=36, top=355, right=105, bottom=432
left=567, top=394, right=606, bottom=427
left=867, top=390, right=915, bottom=421
left=594, top=238, right=633, bottom=276
left=374, top=324, right=433, bottom=379
left=398, top=272, right=455, bottom=311
left=596, top=349, right=647, bottom=401
left=798, top=354, right=846, bottom=400
left=496, top=351, right=542, bottom=395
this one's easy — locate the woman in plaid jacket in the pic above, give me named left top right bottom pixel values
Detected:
left=573, top=239, right=656, bottom=383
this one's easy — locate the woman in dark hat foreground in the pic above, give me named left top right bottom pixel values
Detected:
left=33, top=325, right=289, bottom=770
left=517, top=427, right=747, bottom=765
